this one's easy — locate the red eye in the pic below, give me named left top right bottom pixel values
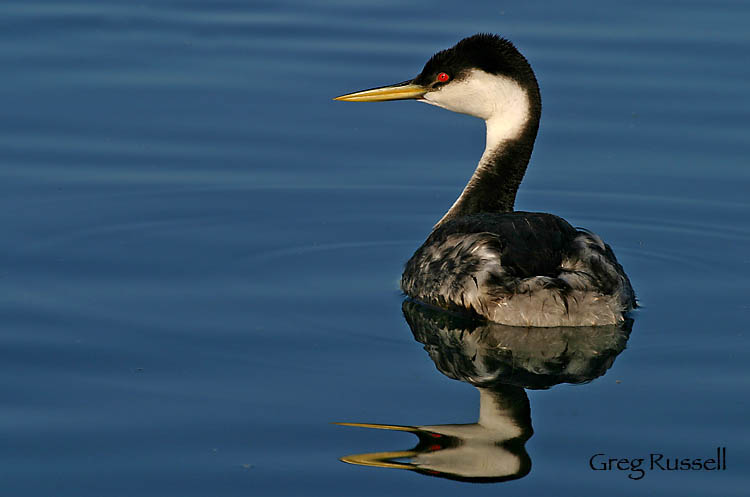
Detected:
left=437, top=72, right=450, bottom=82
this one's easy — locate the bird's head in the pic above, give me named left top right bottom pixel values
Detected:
left=335, top=34, right=539, bottom=124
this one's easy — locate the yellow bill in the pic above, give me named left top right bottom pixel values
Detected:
left=339, top=450, right=418, bottom=470
left=334, top=81, right=427, bottom=102
left=333, top=422, right=419, bottom=432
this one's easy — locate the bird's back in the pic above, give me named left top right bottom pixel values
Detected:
left=401, top=212, right=635, bottom=326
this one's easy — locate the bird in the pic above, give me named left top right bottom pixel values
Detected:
left=334, top=33, right=636, bottom=327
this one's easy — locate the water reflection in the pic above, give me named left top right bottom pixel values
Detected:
left=337, top=301, right=634, bottom=482
left=337, top=383, right=532, bottom=483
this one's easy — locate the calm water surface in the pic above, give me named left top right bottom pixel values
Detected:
left=1, top=1, right=748, bottom=495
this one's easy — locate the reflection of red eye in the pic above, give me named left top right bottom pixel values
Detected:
left=437, top=72, right=450, bottom=82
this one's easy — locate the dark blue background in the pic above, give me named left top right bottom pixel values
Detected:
left=1, top=1, right=748, bottom=495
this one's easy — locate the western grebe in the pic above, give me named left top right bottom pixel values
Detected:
left=335, top=34, right=635, bottom=327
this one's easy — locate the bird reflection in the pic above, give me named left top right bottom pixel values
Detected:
left=407, top=301, right=633, bottom=390
left=337, top=383, right=531, bottom=483
left=336, top=301, right=634, bottom=483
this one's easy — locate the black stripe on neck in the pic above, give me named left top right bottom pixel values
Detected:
left=438, top=111, right=540, bottom=224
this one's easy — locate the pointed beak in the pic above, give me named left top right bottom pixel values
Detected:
left=334, top=422, right=420, bottom=470
left=339, top=450, right=418, bottom=470
left=334, top=80, right=427, bottom=102
left=333, top=422, right=419, bottom=432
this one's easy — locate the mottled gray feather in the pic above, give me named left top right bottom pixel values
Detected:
left=401, top=212, right=636, bottom=327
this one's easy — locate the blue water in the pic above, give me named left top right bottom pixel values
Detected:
left=2, top=1, right=749, bottom=495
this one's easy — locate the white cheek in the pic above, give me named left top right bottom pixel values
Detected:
left=422, top=69, right=528, bottom=123
left=423, top=79, right=494, bottom=119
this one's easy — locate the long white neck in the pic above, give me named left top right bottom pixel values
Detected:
left=422, top=70, right=537, bottom=228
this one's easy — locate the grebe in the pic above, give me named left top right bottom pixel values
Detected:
left=335, top=34, right=635, bottom=327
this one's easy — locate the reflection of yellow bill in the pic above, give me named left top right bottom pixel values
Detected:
left=333, top=422, right=418, bottom=432
left=340, top=450, right=417, bottom=470
left=334, top=422, right=420, bottom=469
left=334, top=83, right=426, bottom=102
